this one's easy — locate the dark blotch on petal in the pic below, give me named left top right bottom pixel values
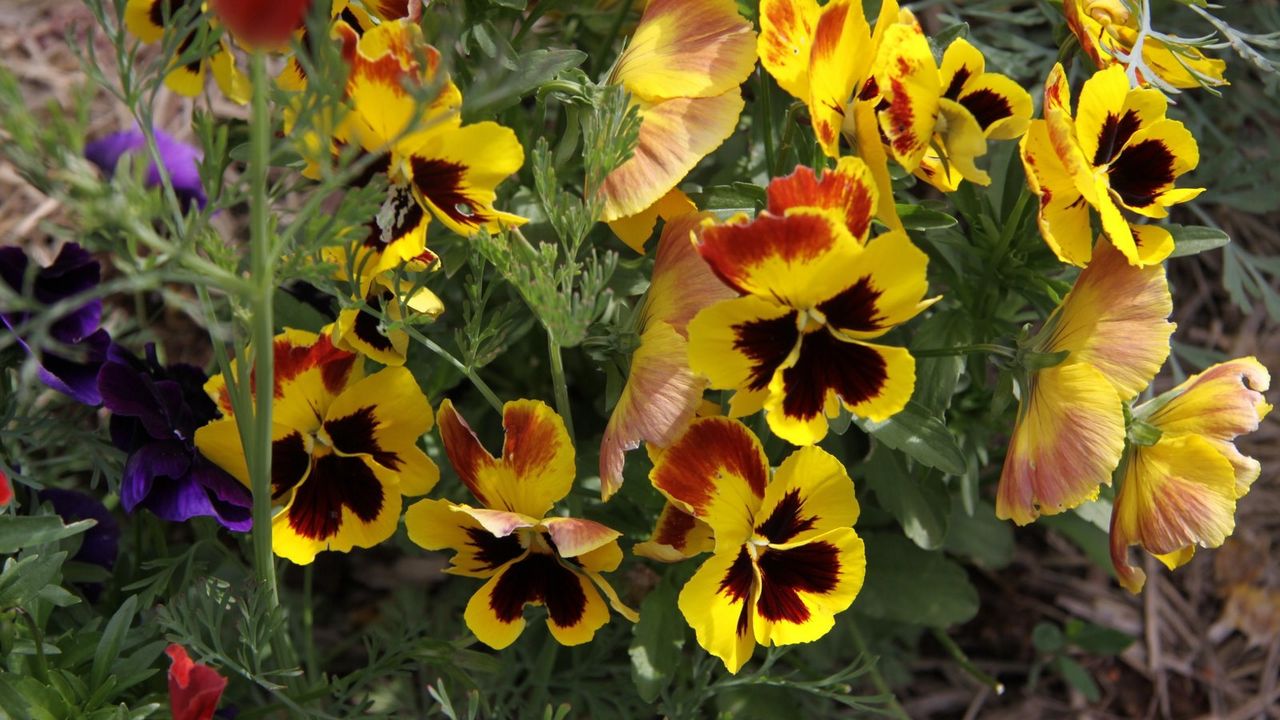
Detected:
left=271, top=431, right=311, bottom=498
left=410, top=157, right=485, bottom=228
left=287, top=454, right=384, bottom=541
left=1093, top=110, right=1143, bottom=167
left=489, top=552, right=587, bottom=627
left=1108, top=139, right=1176, bottom=208
left=755, top=489, right=817, bottom=544
left=733, top=312, right=800, bottom=391
left=464, top=527, right=525, bottom=571
left=352, top=293, right=396, bottom=353
left=755, top=541, right=841, bottom=624
left=959, top=88, right=1013, bottom=131
left=324, top=405, right=401, bottom=469
left=779, top=332, right=888, bottom=422
left=717, top=546, right=756, bottom=636
left=818, top=277, right=883, bottom=333
left=943, top=67, right=971, bottom=100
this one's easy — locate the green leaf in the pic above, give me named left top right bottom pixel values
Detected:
left=1054, top=656, right=1101, bottom=702
left=942, top=500, right=1014, bottom=569
left=629, top=578, right=684, bottom=702
left=896, top=203, right=958, bottom=230
left=695, top=182, right=766, bottom=211
left=1032, top=622, right=1065, bottom=653
left=0, top=552, right=69, bottom=609
left=1064, top=619, right=1135, bottom=655
left=92, top=595, right=140, bottom=692
left=1167, top=224, right=1229, bottom=258
left=864, top=447, right=950, bottom=550
left=856, top=532, right=979, bottom=627
left=857, top=401, right=966, bottom=476
left=0, top=516, right=95, bottom=554
left=466, top=48, right=588, bottom=116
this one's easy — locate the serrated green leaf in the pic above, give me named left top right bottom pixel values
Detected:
left=857, top=401, right=966, bottom=476
left=0, top=516, right=95, bottom=554
left=864, top=447, right=950, bottom=550
left=856, top=532, right=978, bottom=627
left=1166, top=224, right=1229, bottom=258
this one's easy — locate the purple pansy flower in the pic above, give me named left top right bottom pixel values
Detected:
left=0, top=243, right=111, bottom=405
left=85, top=128, right=207, bottom=210
left=98, top=344, right=252, bottom=531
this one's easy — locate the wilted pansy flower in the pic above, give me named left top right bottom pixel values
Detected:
left=1064, top=0, right=1227, bottom=90
left=166, top=644, right=227, bottom=720
left=405, top=399, right=636, bottom=649
left=0, top=243, right=111, bottom=406
left=124, top=0, right=250, bottom=104
left=85, top=128, right=208, bottom=210
left=600, top=0, right=756, bottom=250
left=687, top=158, right=936, bottom=445
left=651, top=417, right=866, bottom=673
left=599, top=199, right=735, bottom=497
left=1021, top=64, right=1202, bottom=268
left=98, top=344, right=252, bottom=531
left=1110, top=358, right=1272, bottom=593
left=997, top=239, right=1174, bottom=525
left=195, top=329, right=438, bottom=564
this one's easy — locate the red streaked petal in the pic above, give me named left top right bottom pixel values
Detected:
left=765, top=157, right=878, bottom=242
left=634, top=501, right=715, bottom=562
left=436, top=398, right=501, bottom=506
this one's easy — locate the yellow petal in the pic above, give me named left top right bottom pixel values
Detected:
left=679, top=548, right=759, bottom=673
left=634, top=501, right=715, bottom=562
left=607, top=187, right=698, bottom=254
left=1021, top=120, right=1094, bottom=266
left=756, top=446, right=859, bottom=543
left=758, top=0, right=821, bottom=101
left=321, top=366, right=437, bottom=495
left=687, top=296, right=800, bottom=401
left=764, top=156, right=878, bottom=242
left=404, top=122, right=528, bottom=237
left=875, top=14, right=940, bottom=171
left=643, top=208, right=736, bottom=333
left=272, top=451, right=402, bottom=565
left=465, top=555, right=610, bottom=649
left=752, top=529, right=865, bottom=647
left=404, top=498, right=526, bottom=578
left=613, top=0, right=757, bottom=103
left=807, top=0, right=872, bottom=156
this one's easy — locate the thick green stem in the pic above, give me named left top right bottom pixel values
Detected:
left=913, top=343, right=1017, bottom=359
left=547, top=334, right=574, bottom=439
left=246, top=52, right=278, bottom=607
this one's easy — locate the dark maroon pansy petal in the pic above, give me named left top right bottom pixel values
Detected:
left=489, top=553, right=587, bottom=627
left=755, top=489, right=818, bottom=544
left=271, top=432, right=312, bottom=498
left=755, top=541, right=841, bottom=623
left=286, top=454, right=384, bottom=541
left=324, top=406, right=401, bottom=469
left=818, top=277, right=884, bottom=333
left=717, top=545, right=756, bottom=637
left=778, top=332, right=888, bottom=423
left=1092, top=109, right=1143, bottom=167
left=733, top=311, right=800, bottom=391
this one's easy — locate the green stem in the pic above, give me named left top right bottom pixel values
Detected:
left=913, top=343, right=1017, bottom=359
left=992, top=188, right=1032, bottom=267
left=246, top=51, right=278, bottom=608
left=15, top=609, right=49, bottom=685
left=401, top=325, right=503, bottom=413
left=547, top=333, right=574, bottom=439
left=303, top=564, right=318, bottom=681
left=848, top=621, right=910, bottom=720
left=930, top=627, right=1005, bottom=695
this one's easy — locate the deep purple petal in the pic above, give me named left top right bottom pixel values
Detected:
left=40, top=244, right=102, bottom=343
left=120, top=440, right=192, bottom=513
left=38, top=328, right=111, bottom=405
left=86, top=129, right=206, bottom=210
left=189, top=462, right=252, bottom=532
left=84, top=130, right=146, bottom=175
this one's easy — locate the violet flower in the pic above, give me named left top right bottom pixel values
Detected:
left=98, top=344, right=252, bottom=531
left=0, top=243, right=110, bottom=405
left=85, top=128, right=207, bottom=210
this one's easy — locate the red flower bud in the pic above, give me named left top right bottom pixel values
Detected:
left=166, top=644, right=227, bottom=720
left=0, top=470, right=11, bottom=506
left=209, top=0, right=313, bottom=48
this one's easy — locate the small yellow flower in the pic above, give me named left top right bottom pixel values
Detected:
left=652, top=417, right=866, bottom=673
left=125, top=0, right=250, bottom=103
left=405, top=400, right=635, bottom=649
left=1064, top=0, right=1228, bottom=90
left=996, top=239, right=1174, bottom=525
left=1110, top=358, right=1272, bottom=592
left=1021, top=64, right=1203, bottom=268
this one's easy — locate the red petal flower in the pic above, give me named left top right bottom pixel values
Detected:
left=0, top=470, right=11, bottom=506
left=210, top=0, right=312, bottom=48
left=166, top=644, right=227, bottom=720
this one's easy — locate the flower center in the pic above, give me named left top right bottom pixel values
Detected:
left=797, top=308, right=828, bottom=334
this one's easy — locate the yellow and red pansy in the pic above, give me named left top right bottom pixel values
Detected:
left=194, top=329, right=438, bottom=564
left=996, top=238, right=1174, bottom=525
left=1064, top=0, right=1227, bottom=90
left=600, top=201, right=736, bottom=498
left=1110, top=358, right=1272, bottom=592
left=125, top=0, right=250, bottom=104
left=651, top=417, right=865, bottom=673
left=330, top=271, right=444, bottom=367
left=687, top=158, right=935, bottom=446
left=601, top=0, right=757, bottom=240
left=758, top=0, right=905, bottom=231
left=1021, top=64, right=1202, bottom=267
left=277, top=0, right=382, bottom=92
left=405, top=400, right=636, bottom=649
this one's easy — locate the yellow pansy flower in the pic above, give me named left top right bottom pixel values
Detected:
left=125, top=0, right=250, bottom=104
left=1064, top=0, right=1227, bottom=90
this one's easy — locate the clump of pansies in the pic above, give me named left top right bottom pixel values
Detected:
left=1, top=0, right=1271, bottom=704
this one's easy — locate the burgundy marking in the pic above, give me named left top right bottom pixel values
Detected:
left=779, top=331, right=889, bottom=421
left=944, top=67, right=971, bottom=100
left=287, top=454, right=384, bottom=540
left=755, top=541, right=841, bottom=623
left=1108, top=139, right=1175, bottom=208
left=410, top=157, right=485, bottom=228
left=1093, top=110, right=1143, bottom=167
left=324, top=406, right=401, bottom=470
left=271, top=431, right=311, bottom=498
left=464, top=527, right=524, bottom=571
left=959, top=88, right=1013, bottom=130
left=755, top=489, right=817, bottom=544
left=818, top=277, right=884, bottom=333
left=489, top=553, right=587, bottom=626
left=718, top=546, right=756, bottom=636
left=733, top=311, right=800, bottom=391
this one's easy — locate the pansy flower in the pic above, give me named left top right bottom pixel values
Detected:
left=330, top=272, right=443, bottom=367
left=277, top=0, right=395, bottom=91
left=0, top=242, right=111, bottom=406
left=996, top=238, right=1174, bottom=525
left=758, top=0, right=904, bottom=230
left=194, top=329, right=438, bottom=564
left=600, top=0, right=756, bottom=248
left=0, top=470, right=11, bottom=507
left=652, top=417, right=865, bottom=673
left=1021, top=64, right=1202, bottom=267
left=1065, top=0, right=1227, bottom=90
left=85, top=127, right=207, bottom=211
left=1110, top=358, right=1272, bottom=592
left=99, top=344, right=252, bottom=531
left=124, top=0, right=250, bottom=104
left=599, top=200, right=735, bottom=497
left=166, top=644, right=227, bottom=720
left=687, top=158, right=936, bottom=446
left=913, top=38, right=1033, bottom=192
left=405, top=399, right=636, bottom=649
